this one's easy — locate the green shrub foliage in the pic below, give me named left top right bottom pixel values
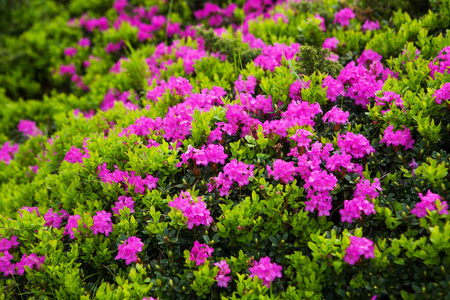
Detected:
left=1, top=0, right=450, bottom=299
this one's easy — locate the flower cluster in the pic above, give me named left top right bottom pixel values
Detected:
left=338, top=132, right=375, bottom=158
left=214, top=260, right=231, bottom=288
left=176, top=144, right=228, bottom=167
left=100, top=89, right=138, bottom=111
left=333, top=8, right=355, bottom=26
left=304, top=170, right=338, bottom=216
left=380, top=125, right=415, bottom=150
left=411, top=190, right=449, bottom=218
left=18, top=120, right=42, bottom=137
left=64, top=145, right=90, bottom=163
left=112, top=196, right=135, bottom=215
left=340, top=178, right=381, bottom=223
left=289, top=80, right=310, bottom=101
left=434, top=82, right=450, bottom=105
left=344, top=236, right=375, bottom=265
left=0, top=141, right=18, bottom=165
left=322, top=76, right=345, bottom=102
left=429, top=46, right=450, bottom=79
left=91, top=211, right=113, bottom=236
left=64, top=215, right=82, bottom=239
left=44, top=208, right=69, bottom=228
left=208, top=159, right=254, bottom=196
left=169, top=191, right=213, bottom=229
left=249, top=256, right=282, bottom=287
left=194, top=2, right=237, bottom=27
left=375, top=91, right=404, bottom=112
left=146, top=76, right=193, bottom=102
left=362, top=20, right=380, bottom=32
left=235, top=75, right=257, bottom=95
left=115, top=236, right=144, bottom=265
left=190, top=241, right=214, bottom=265
left=267, top=159, right=299, bottom=183
left=314, top=14, right=326, bottom=31
left=0, top=236, right=45, bottom=277
left=254, top=43, right=300, bottom=72
left=322, top=106, right=349, bottom=125
left=98, top=163, right=159, bottom=195
left=323, top=37, right=340, bottom=51
left=119, top=116, right=163, bottom=137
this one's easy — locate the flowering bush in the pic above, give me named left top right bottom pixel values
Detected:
left=1, top=0, right=450, bottom=299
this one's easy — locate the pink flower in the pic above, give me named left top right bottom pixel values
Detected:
left=91, top=211, right=113, bottom=236
left=0, top=253, right=15, bottom=277
left=64, top=47, right=77, bottom=57
left=59, top=64, right=76, bottom=76
left=338, top=132, right=375, bottom=158
left=322, top=76, right=344, bottom=102
left=249, top=256, right=282, bottom=287
left=64, top=146, right=90, bottom=163
left=44, top=208, right=63, bottom=228
left=434, top=82, right=450, bottom=105
left=64, top=215, right=81, bottom=239
left=429, top=46, right=450, bottom=79
left=267, top=159, right=299, bottom=183
left=362, top=20, right=380, bottom=32
left=411, top=190, right=449, bottom=218
left=15, top=253, right=45, bottom=275
left=0, top=142, right=18, bottom=165
left=380, top=125, right=415, bottom=150
left=115, top=236, right=144, bottom=265
left=177, top=144, right=228, bottom=167
left=323, top=37, right=340, bottom=51
left=357, top=49, right=382, bottom=66
left=334, top=8, right=355, bottom=27
left=235, top=75, right=257, bottom=95
left=190, top=241, right=213, bottom=265
left=314, top=14, right=326, bottom=31
left=214, top=260, right=231, bottom=287
left=18, top=120, right=42, bottom=137
left=112, top=196, right=135, bottom=215
left=344, top=236, right=374, bottom=265
left=105, top=40, right=123, bottom=53
left=0, top=236, right=20, bottom=252
left=78, top=38, right=91, bottom=47
left=19, top=206, right=39, bottom=217
left=340, top=197, right=375, bottom=223
left=169, top=191, right=213, bottom=229
left=323, top=106, right=349, bottom=124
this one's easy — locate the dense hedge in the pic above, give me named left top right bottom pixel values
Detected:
left=1, top=0, right=450, bottom=299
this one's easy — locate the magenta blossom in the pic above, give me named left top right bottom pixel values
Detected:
left=64, top=215, right=81, bottom=239
left=91, top=211, right=113, bottom=236
left=380, top=125, right=414, bottom=150
left=112, top=196, right=135, bottom=215
left=115, top=236, right=144, bottom=265
left=190, top=241, right=213, bottom=265
left=64, top=47, right=77, bottom=57
left=18, top=120, right=42, bottom=137
left=322, top=106, right=349, bottom=125
left=168, top=191, right=213, bottom=229
left=411, top=190, right=449, bottom=218
left=323, top=37, right=340, bottom=51
left=344, top=236, right=375, bottom=265
left=434, top=82, right=450, bottom=105
left=314, top=14, right=326, bottom=31
left=362, top=20, right=380, bottom=32
left=214, top=260, right=231, bottom=288
left=334, top=8, right=355, bottom=26
left=249, top=256, right=282, bottom=287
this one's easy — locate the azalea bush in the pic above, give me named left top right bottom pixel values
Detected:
left=1, top=0, right=450, bottom=299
